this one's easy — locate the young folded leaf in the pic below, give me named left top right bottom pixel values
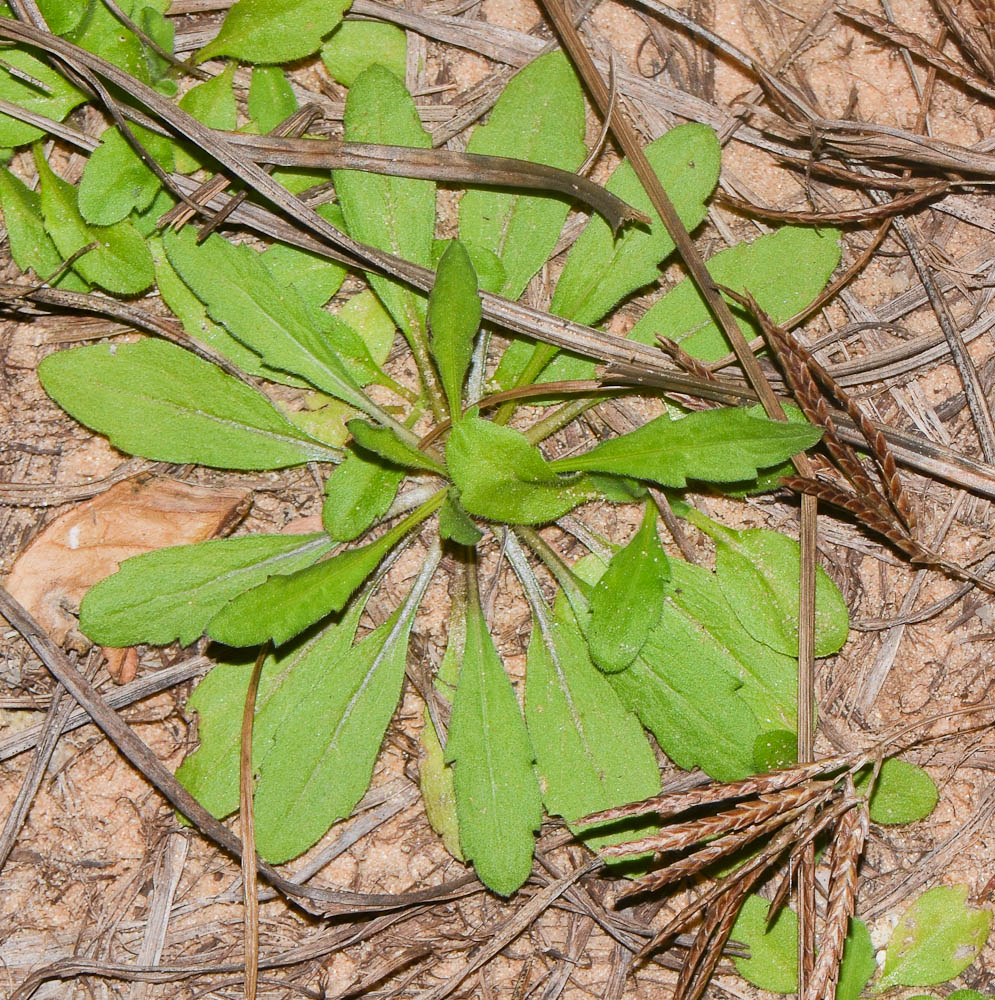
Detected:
left=447, top=411, right=597, bottom=524
left=208, top=491, right=444, bottom=645
left=322, top=450, right=404, bottom=542
left=438, top=491, right=483, bottom=546
left=348, top=419, right=447, bottom=475
left=550, top=408, right=822, bottom=488
left=525, top=607, right=661, bottom=851
left=38, top=340, right=340, bottom=469
left=34, top=146, right=153, bottom=295
left=428, top=240, right=481, bottom=417
left=446, top=577, right=542, bottom=895
left=587, top=503, right=670, bottom=673
left=80, top=533, right=333, bottom=647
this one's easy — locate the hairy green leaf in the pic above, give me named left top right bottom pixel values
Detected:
left=550, top=408, right=822, bottom=489
left=836, top=918, right=876, bottom=1000
left=260, top=238, right=346, bottom=311
left=322, top=449, right=403, bottom=542
left=0, top=45, right=85, bottom=147
left=732, top=895, right=798, bottom=994
left=856, top=758, right=939, bottom=825
left=458, top=51, right=586, bottom=300
left=248, top=65, right=297, bottom=132
left=629, top=226, right=842, bottom=361
left=525, top=607, right=660, bottom=851
left=35, top=146, right=154, bottom=294
left=879, top=885, right=991, bottom=989
left=179, top=61, right=237, bottom=129
left=338, top=289, right=396, bottom=366
left=446, top=589, right=542, bottom=895
left=447, top=411, right=597, bottom=524
left=198, top=0, right=352, bottom=63
left=429, top=239, right=480, bottom=416
left=80, top=533, right=333, bottom=647
left=321, top=20, right=406, bottom=86
left=39, top=340, right=338, bottom=469
left=588, top=503, right=670, bottom=673
left=438, top=491, right=483, bottom=546
left=348, top=419, right=446, bottom=475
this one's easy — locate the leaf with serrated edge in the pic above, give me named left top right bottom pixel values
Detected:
left=836, top=918, right=876, bottom=1000
left=198, top=0, right=352, bottom=63
left=550, top=409, right=822, bottom=488
left=35, top=146, right=153, bottom=295
left=446, top=585, right=542, bottom=895
left=39, top=340, right=338, bottom=470
left=447, top=411, right=597, bottom=524
left=429, top=240, right=481, bottom=416
left=629, top=226, right=842, bottom=362
left=348, top=419, right=446, bottom=475
left=587, top=502, right=670, bottom=673
left=879, top=885, right=992, bottom=989
left=458, top=51, right=586, bottom=300
left=525, top=606, right=660, bottom=852
left=732, top=895, right=798, bottom=994
left=81, top=533, right=333, bottom=648
left=335, top=66, right=435, bottom=348
left=322, top=449, right=403, bottom=542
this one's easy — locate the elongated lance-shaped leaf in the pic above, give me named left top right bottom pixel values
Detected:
left=447, top=410, right=597, bottom=524
left=162, top=227, right=385, bottom=421
left=80, top=532, right=334, bottom=647
left=38, top=340, right=340, bottom=470
left=34, top=145, right=153, bottom=295
left=550, top=408, right=822, bottom=488
left=458, top=51, right=586, bottom=300
left=322, top=449, right=404, bottom=542
left=334, top=66, right=435, bottom=355
left=503, top=533, right=661, bottom=852
left=587, top=502, right=670, bottom=673
left=428, top=240, right=481, bottom=417
left=208, top=490, right=445, bottom=646
left=348, top=419, right=446, bottom=475
left=836, top=919, right=876, bottom=1000
left=251, top=543, right=442, bottom=862
left=176, top=586, right=369, bottom=819
left=446, top=565, right=542, bottom=895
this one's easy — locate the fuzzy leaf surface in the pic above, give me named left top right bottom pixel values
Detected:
left=321, top=20, right=406, bottom=86
left=447, top=412, right=596, bottom=524
left=856, top=758, right=939, bottom=825
left=458, top=51, right=586, bottom=300
left=322, top=449, right=403, bottom=542
left=0, top=46, right=86, bottom=147
left=248, top=65, right=297, bottom=131
left=732, top=895, right=798, bottom=994
left=348, top=419, right=446, bottom=475
left=438, top=491, right=483, bottom=546
left=429, top=239, right=480, bottom=416
left=446, top=594, right=542, bottom=895
left=550, top=409, right=822, bottom=488
left=39, top=340, right=338, bottom=469
left=80, top=533, right=332, bottom=647
left=879, top=886, right=992, bottom=989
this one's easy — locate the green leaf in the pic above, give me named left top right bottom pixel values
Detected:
left=879, top=885, right=991, bottom=989
left=208, top=492, right=443, bottom=646
left=433, top=238, right=506, bottom=296
left=178, top=62, right=237, bottom=129
left=525, top=606, right=660, bottom=852
left=78, top=123, right=174, bottom=225
left=836, top=918, right=876, bottom=1000
left=35, top=146, right=154, bottom=295
left=322, top=449, right=403, bottom=542
left=338, top=290, right=396, bottom=366
left=251, top=562, right=433, bottom=862
left=687, top=517, right=850, bottom=657
left=855, top=758, right=939, bottom=825
left=260, top=239, right=346, bottom=311
left=587, top=503, right=670, bottom=673
left=629, top=226, right=842, bottom=361
left=438, top=491, right=483, bottom=546
left=348, top=419, right=446, bottom=475
left=80, top=533, right=333, bottom=647
left=36, top=0, right=84, bottom=34
left=429, top=239, right=481, bottom=416
left=0, top=46, right=86, bottom=147
left=177, top=594, right=365, bottom=820
left=286, top=393, right=353, bottom=449
left=732, top=895, right=798, bottom=994
left=447, top=411, right=597, bottom=524
left=320, top=20, right=406, bottom=86
left=162, top=227, right=371, bottom=413
left=0, top=167, right=87, bottom=290
left=551, top=408, right=822, bottom=489
left=335, top=66, right=435, bottom=348
left=446, top=588, right=542, bottom=895
left=458, top=51, right=586, bottom=300
left=39, top=340, right=338, bottom=469
left=248, top=65, right=297, bottom=132
left=753, top=729, right=797, bottom=773
left=198, top=0, right=352, bottom=63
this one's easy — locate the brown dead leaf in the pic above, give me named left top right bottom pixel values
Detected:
left=5, top=475, right=251, bottom=681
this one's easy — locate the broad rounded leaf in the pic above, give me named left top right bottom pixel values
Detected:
left=856, top=758, right=939, bottom=825
left=732, top=895, right=798, bottom=994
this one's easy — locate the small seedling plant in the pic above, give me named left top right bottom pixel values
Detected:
left=2, top=1, right=985, bottom=993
